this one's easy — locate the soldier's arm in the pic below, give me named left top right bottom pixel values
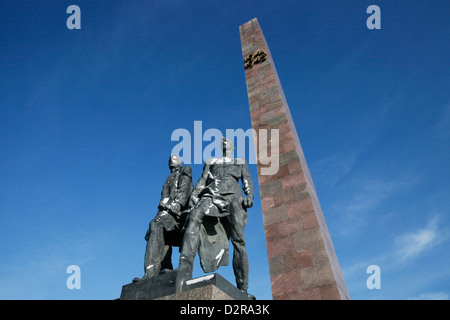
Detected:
left=190, top=161, right=210, bottom=205
left=159, top=176, right=171, bottom=209
left=173, top=166, right=193, bottom=209
left=241, top=160, right=254, bottom=208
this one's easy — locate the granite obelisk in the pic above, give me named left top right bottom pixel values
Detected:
left=240, top=18, right=350, bottom=300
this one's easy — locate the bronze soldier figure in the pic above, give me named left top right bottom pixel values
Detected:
left=176, top=137, right=254, bottom=298
left=135, top=154, right=193, bottom=281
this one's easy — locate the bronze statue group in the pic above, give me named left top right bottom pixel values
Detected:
left=133, top=137, right=255, bottom=299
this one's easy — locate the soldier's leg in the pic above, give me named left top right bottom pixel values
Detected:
left=160, top=245, right=173, bottom=272
left=177, top=200, right=209, bottom=277
left=227, top=198, right=250, bottom=291
left=143, top=212, right=170, bottom=278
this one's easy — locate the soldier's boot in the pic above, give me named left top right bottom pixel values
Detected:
left=176, top=254, right=194, bottom=280
left=132, top=261, right=160, bottom=283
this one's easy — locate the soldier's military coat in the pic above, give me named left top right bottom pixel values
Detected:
left=187, top=157, right=254, bottom=273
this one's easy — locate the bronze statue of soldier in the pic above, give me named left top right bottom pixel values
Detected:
left=134, top=155, right=193, bottom=281
left=176, top=137, right=255, bottom=298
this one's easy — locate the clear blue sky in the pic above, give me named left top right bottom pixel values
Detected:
left=1, top=0, right=449, bottom=300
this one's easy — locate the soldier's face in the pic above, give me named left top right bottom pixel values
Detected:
left=169, top=156, right=181, bottom=170
left=222, top=139, right=232, bottom=153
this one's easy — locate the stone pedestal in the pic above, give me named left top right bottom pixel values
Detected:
left=119, top=272, right=251, bottom=300
left=240, top=18, right=350, bottom=300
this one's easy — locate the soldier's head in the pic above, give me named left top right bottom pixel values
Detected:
left=168, top=154, right=182, bottom=171
left=221, top=137, right=235, bottom=157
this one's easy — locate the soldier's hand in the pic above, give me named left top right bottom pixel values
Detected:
left=159, top=197, right=170, bottom=210
left=243, top=196, right=254, bottom=208
left=168, top=202, right=181, bottom=214
left=189, top=195, right=199, bottom=208
left=144, top=228, right=150, bottom=241
left=158, top=203, right=167, bottom=211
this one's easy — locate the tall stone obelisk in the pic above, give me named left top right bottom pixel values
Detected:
left=240, top=18, right=349, bottom=300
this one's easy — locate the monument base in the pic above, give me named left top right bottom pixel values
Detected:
left=119, top=271, right=252, bottom=300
